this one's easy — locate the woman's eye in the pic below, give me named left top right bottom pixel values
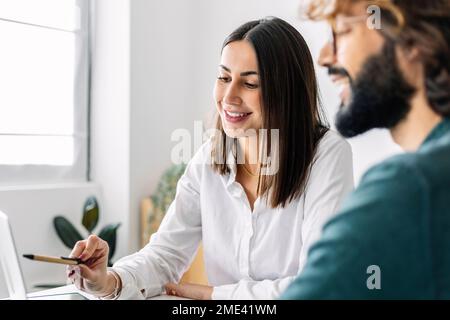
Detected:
left=217, top=76, right=230, bottom=83
left=245, top=82, right=259, bottom=89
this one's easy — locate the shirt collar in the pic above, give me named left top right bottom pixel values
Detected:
left=225, top=148, right=238, bottom=187
left=420, top=117, right=450, bottom=150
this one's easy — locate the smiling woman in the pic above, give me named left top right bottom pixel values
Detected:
left=212, top=18, right=330, bottom=209
left=67, top=17, right=354, bottom=301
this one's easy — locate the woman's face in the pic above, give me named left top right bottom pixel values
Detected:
left=214, top=40, right=263, bottom=138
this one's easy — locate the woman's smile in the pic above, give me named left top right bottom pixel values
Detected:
left=223, top=109, right=253, bottom=124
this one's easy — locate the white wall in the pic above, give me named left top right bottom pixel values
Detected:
left=89, top=0, right=131, bottom=260
left=128, top=0, right=201, bottom=253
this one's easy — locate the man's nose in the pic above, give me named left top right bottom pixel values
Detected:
left=318, top=41, right=336, bottom=68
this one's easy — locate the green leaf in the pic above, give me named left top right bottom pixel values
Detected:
left=82, top=196, right=99, bottom=233
left=53, top=216, right=84, bottom=249
left=98, top=223, right=121, bottom=261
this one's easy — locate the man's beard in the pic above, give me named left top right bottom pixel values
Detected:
left=333, top=40, right=416, bottom=138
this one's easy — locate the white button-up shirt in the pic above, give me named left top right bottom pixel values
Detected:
left=112, top=130, right=354, bottom=299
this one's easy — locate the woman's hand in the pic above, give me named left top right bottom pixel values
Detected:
left=165, top=282, right=213, bottom=300
left=66, top=235, right=115, bottom=297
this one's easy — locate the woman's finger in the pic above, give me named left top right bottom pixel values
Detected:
left=165, top=283, right=195, bottom=299
left=165, top=283, right=179, bottom=296
left=72, top=268, right=83, bottom=290
left=165, top=283, right=212, bottom=300
left=84, top=256, right=107, bottom=270
left=66, top=265, right=76, bottom=277
left=79, top=235, right=101, bottom=261
left=69, top=240, right=86, bottom=259
left=88, top=248, right=107, bottom=260
left=77, top=263, right=96, bottom=282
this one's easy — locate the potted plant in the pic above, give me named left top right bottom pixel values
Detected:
left=141, top=164, right=186, bottom=246
left=53, top=196, right=121, bottom=267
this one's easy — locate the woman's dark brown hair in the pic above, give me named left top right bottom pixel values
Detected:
left=211, top=17, right=329, bottom=208
left=306, top=0, right=450, bottom=117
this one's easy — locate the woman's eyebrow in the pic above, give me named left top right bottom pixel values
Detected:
left=219, top=64, right=258, bottom=76
left=219, top=64, right=231, bottom=72
left=240, top=71, right=258, bottom=76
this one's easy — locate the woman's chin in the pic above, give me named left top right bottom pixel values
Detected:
left=223, top=128, right=246, bottom=139
left=219, top=115, right=260, bottom=138
left=222, top=125, right=257, bottom=138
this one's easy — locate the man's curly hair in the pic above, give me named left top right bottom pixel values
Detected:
left=306, top=0, right=450, bottom=117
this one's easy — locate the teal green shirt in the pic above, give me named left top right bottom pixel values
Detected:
left=282, top=118, right=450, bottom=299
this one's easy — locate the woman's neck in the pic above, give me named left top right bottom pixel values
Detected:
left=237, top=136, right=260, bottom=173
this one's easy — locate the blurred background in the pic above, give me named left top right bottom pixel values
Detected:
left=0, top=0, right=401, bottom=298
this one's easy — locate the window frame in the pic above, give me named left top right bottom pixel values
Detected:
left=0, top=0, right=91, bottom=186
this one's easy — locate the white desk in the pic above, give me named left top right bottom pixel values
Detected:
left=26, top=285, right=93, bottom=300
left=24, top=285, right=189, bottom=300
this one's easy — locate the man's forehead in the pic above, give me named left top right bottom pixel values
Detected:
left=335, top=1, right=370, bottom=18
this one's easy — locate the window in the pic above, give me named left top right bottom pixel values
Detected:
left=0, top=0, right=89, bottom=186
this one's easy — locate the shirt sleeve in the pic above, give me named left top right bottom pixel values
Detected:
left=212, top=132, right=355, bottom=300
left=298, top=132, right=354, bottom=271
left=212, top=276, right=297, bottom=300
left=280, top=157, right=428, bottom=299
left=111, top=159, right=203, bottom=300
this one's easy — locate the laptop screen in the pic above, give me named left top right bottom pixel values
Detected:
left=0, top=210, right=27, bottom=299
left=0, top=211, right=90, bottom=300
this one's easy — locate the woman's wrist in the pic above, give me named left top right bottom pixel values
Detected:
left=98, top=271, right=121, bottom=299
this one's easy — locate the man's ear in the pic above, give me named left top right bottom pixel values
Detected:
left=402, top=46, right=421, bottom=63
left=396, top=45, right=424, bottom=88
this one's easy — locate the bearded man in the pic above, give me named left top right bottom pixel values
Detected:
left=282, top=0, right=450, bottom=299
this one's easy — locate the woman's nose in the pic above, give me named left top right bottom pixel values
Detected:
left=318, top=41, right=336, bottom=68
left=223, top=82, right=243, bottom=106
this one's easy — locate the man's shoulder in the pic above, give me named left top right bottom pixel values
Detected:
left=361, top=137, right=450, bottom=191
left=324, top=153, right=426, bottom=237
left=360, top=151, right=426, bottom=187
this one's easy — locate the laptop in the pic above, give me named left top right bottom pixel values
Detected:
left=0, top=210, right=89, bottom=300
